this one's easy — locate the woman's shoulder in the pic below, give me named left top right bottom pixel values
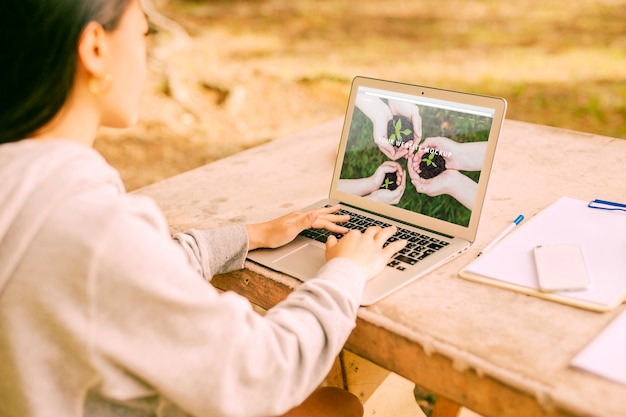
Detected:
left=1, top=139, right=169, bottom=250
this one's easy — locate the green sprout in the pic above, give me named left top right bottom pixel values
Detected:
left=422, top=152, right=437, bottom=167
left=389, top=118, right=412, bottom=145
left=382, top=177, right=395, bottom=189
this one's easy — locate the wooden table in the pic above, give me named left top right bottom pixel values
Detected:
left=135, top=118, right=626, bottom=417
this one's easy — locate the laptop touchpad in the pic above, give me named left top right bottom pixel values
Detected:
left=274, top=244, right=326, bottom=280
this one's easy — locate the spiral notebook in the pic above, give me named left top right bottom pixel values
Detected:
left=459, top=196, right=626, bottom=312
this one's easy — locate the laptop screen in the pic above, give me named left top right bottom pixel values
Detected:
left=331, top=78, right=506, bottom=241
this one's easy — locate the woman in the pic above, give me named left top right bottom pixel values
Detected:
left=0, top=1, right=405, bottom=416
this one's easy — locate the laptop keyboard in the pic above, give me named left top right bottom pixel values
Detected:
left=299, top=207, right=450, bottom=271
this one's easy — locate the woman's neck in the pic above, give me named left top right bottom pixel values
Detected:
left=33, top=87, right=100, bottom=147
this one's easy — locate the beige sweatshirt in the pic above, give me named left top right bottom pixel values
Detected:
left=0, top=139, right=367, bottom=417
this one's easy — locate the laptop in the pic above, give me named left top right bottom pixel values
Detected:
left=248, top=76, right=507, bottom=305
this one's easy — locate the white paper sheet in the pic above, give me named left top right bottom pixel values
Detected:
left=571, top=309, right=626, bottom=386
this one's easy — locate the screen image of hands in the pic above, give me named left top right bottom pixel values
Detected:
left=351, top=96, right=487, bottom=210
left=338, top=161, right=406, bottom=205
left=407, top=137, right=486, bottom=210
left=355, top=94, right=422, bottom=161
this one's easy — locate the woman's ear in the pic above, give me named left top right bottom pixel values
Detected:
left=77, top=21, right=108, bottom=77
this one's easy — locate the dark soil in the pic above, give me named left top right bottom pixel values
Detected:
left=380, top=171, right=399, bottom=191
left=418, top=152, right=446, bottom=179
left=387, top=115, right=413, bottom=148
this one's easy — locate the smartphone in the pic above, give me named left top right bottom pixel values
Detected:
left=533, top=244, right=590, bottom=292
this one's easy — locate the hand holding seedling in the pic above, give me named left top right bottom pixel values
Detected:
left=414, top=137, right=453, bottom=161
left=355, top=94, right=408, bottom=160
left=371, top=161, right=404, bottom=190
left=367, top=165, right=406, bottom=205
left=246, top=205, right=350, bottom=249
left=326, top=226, right=407, bottom=280
left=388, top=99, right=422, bottom=144
left=337, top=161, right=405, bottom=204
left=373, top=115, right=410, bottom=161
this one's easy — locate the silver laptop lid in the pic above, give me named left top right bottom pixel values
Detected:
left=330, top=76, right=507, bottom=242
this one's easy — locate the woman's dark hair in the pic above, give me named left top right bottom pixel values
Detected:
left=0, top=0, right=131, bottom=144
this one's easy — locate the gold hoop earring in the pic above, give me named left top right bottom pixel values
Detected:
left=88, top=73, right=113, bottom=95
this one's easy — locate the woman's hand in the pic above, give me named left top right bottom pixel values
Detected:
left=363, top=161, right=406, bottom=204
left=326, top=226, right=407, bottom=280
left=409, top=169, right=478, bottom=210
left=246, top=205, right=349, bottom=250
left=370, top=161, right=403, bottom=188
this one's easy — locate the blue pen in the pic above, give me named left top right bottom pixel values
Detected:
left=478, top=214, right=524, bottom=257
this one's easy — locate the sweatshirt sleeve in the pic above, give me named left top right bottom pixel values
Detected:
left=172, top=226, right=248, bottom=279
left=89, top=198, right=367, bottom=417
